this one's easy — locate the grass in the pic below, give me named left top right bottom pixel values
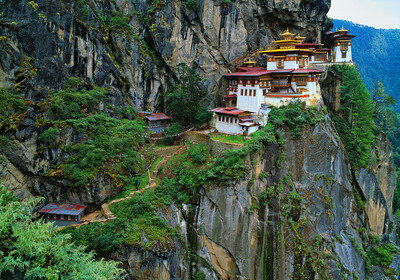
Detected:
left=105, top=157, right=162, bottom=203
left=150, top=141, right=180, bottom=149
left=210, top=133, right=245, bottom=144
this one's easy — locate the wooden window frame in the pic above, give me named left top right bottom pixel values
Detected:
left=296, top=77, right=307, bottom=86
left=277, top=59, right=284, bottom=68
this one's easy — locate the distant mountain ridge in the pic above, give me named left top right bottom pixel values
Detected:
left=333, top=19, right=400, bottom=109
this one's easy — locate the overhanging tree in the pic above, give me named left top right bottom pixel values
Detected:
left=0, top=186, right=123, bottom=279
left=166, top=63, right=211, bottom=127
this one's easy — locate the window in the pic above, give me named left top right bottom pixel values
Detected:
left=230, top=118, right=233, bottom=123
left=341, top=51, right=347, bottom=58
left=245, top=90, right=247, bottom=96
left=254, top=90, right=256, bottom=96
left=299, top=58, right=306, bottom=68
left=296, top=77, right=307, bottom=86
left=263, top=89, right=267, bottom=96
left=222, top=116, right=225, bottom=122
left=53, top=215, right=56, bottom=219
left=61, top=215, right=64, bottom=220
left=241, top=89, right=243, bottom=96
left=68, top=216, right=71, bottom=221
left=218, top=116, right=221, bottom=121
left=277, top=59, right=284, bottom=68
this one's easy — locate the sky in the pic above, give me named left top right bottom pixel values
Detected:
left=327, top=0, right=400, bottom=29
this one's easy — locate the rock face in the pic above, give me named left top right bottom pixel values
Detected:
left=145, top=116, right=396, bottom=280
left=0, top=0, right=332, bottom=110
left=2, top=0, right=399, bottom=279
left=0, top=0, right=332, bottom=211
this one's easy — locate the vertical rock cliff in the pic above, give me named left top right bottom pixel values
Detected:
left=0, top=0, right=332, bottom=110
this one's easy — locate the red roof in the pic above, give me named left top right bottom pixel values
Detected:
left=291, top=69, right=323, bottom=74
left=224, top=70, right=272, bottom=77
left=146, top=113, right=171, bottom=121
left=39, top=203, right=86, bottom=216
left=296, top=43, right=323, bottom=49
left=210, top=107, right=252, bottom=116
left=236, top=67, right=266, bottom=72
left=223, top=94, right=237, bottom=99
left=224, top=68, right=322, bottom=77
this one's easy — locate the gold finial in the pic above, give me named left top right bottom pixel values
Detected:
left=244, top=58, right=256, bottom=68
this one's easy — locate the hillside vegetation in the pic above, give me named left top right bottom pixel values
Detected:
left=333, top=19, right=400, bottom=110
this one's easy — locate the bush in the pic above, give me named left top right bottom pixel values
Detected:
left=0, top=88, right=28, bottom=129
left=164, top=122, right=182, bottom=144
left=188, top=143, right=208, bottom=164
left=268, top=101, right=321, bottom=139
left=39, top=127, right=60, bottom=146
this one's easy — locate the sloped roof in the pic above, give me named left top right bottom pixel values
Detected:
left=145, top=113, right=171, bottom=121
left=210, top=107, right=253, bottom=116
left=39, top=203, right=86, bottom=216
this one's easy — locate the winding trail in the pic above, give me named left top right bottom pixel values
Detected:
left=71, top=145, right=187, bottom=228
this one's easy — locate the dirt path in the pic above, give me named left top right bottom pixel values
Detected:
left=68, top=145, right=187, bottom=228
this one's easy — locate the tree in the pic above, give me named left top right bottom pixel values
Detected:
left=372, top=80, right=396, bottom=130
left=166, top=63, right=211, bottom=127
left=0, top=186, right=123, bottom=279
left=331, top=65, right=375, bottom=168
left=164, top=122, right=182, bottom=144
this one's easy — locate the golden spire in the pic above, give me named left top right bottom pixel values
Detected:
left=244, top=58, right=256, bottom=68
left=280, top=28, right=295, bottom=38
left=340, top=25, right=348, bottom=32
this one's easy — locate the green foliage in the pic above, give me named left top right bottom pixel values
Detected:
left=64, top=189, right=177, bottom=256
left=182, top=0, right=199, bottom=11
left=164, top=122, right=182, bottom=144
left=107, top=10, right=133, bottom=36
left=39, top=127, right=60, bottom=146
left=193, top=271, right=206, bottom=280
left=333, top=20, right=400, bottom=110
left=166, top=63, right=210, bottom=126
left=38, top=81, right=146, bottom=189
left=188, top=143, right=209, bottom=164
left=367, top=242, right=399, bottom=268
left=0, top=185, right=123, bottom=279
left=329, top=64, right=375, bottom=168
left=268, top=101, right=322, bottom=139
left=47, top=84, right=106, bottom=120
left=0, top=88, right=28, bottom=130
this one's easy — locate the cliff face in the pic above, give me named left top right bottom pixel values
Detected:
left=182, top=119, right=396, bottom=280
left=117, top=115, right=397, bottom=280
left=2, top=1, right=399, bottom=279
left=0, top=0, right=332, bottom=110
left=0, top=0, right=331, bottom=205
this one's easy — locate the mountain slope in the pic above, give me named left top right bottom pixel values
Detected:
left=333, top=19, right=400, bottom=109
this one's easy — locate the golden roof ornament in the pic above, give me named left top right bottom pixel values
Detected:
left=244, top=58, right=256, bottom=68
left=280, top=28, right=295, bottom=38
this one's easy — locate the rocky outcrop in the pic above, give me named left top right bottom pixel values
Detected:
left=137, top=115, right=397, bottom=280
left=0, top=0, right=332, bottom=205
left=0, top=0, right=332, bottom=111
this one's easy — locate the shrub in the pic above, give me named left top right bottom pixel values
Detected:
left=268, top=101, right=322, bottom=139
left=188, top=143, right=208, bottom=164
left=39, top=127, right=60, bottom=146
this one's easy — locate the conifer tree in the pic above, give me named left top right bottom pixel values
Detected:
left=331, top=64, right=375, bottom=168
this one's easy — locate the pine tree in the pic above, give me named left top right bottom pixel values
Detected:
left=331, top=64, right=375, bottom=168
